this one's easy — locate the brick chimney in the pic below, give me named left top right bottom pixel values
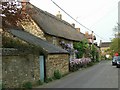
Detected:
left=56, top=11, right=62, bottom=19
left=76, top=28, right=80, bottom=32
left=85, top=31, right=89, bottom=37
left=18, top=0, right=29, bottom=16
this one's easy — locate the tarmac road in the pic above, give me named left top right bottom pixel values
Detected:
left=37, top=60, right=118, bottom=88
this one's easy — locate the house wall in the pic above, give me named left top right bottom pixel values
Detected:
left=20, top=14, right=46, bottom=40
left=2, top=49, right=69, bottom=88
left=101, top=47, right=110, bottom=56
left=2, top=51, right=40, bottom=88
left=45, top=34, right=73, bottom=48
left=46, top=54, right=69, bottom=78
left=45, top=34, right=75, bottom=61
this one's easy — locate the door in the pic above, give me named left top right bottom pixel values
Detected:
left=39, top=55, right=44, bottom=82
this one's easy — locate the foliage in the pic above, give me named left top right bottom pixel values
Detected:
left=1, top=83, right=5, bottom=90
left=69, top=58, right=91, bottom=72
left=110, top=38, right=120, bottom=54
left=59, top=41, right=78, bottom=55
left=2, top=1, right=23, bottom=26
left=73, top=39, right=90, bottom=58
left=2, top=35, right=23, bottom=48
left=90, top=45, right=99, bottom=62
left=37, top=80, right=43, bottom=85
left=54, top=70, right=62, bottom=79
left=87, top=61, right=94, bottom=67
left=45, top=77, right=53, bottom=83
left=22, top=82, right=32, bottom=89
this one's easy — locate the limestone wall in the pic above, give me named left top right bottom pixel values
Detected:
left=20, top=14, right=46, bottom=40
left=46, top=54, right=69, bottom=78
left=2, top=53, right=40, bottom=88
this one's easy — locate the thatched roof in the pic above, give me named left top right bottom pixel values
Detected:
left=26, top=3, right=85, bottom=41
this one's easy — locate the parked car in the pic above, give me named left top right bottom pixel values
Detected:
left=116, top=56, right=120, bottom=68
left=112, top=56, right=118, bottom=65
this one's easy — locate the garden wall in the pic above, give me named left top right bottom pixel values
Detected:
left=2, top=49, right=40, bottom=88
left=46, top=54, right=69, bottom=78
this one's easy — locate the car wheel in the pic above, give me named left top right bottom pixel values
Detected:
left=117, top=65, right=119, bottom=68
left=112, top=62, right=114, bottom=65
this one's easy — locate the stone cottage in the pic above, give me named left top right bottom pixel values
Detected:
left=2, top=2, right=85, bottom=88
left=25, top=3, right=85, bottom=61
left=2, top=27, right=69, bottom=88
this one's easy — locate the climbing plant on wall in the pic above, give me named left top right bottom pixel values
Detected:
left=73, top=39, right=90, bottom=58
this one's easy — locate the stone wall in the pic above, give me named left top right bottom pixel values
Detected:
left=45, top=34, right=75, bottom=61
left=20, top=14, right=46, bottom=40
left=2, top=53, right=40, bottom=88
left=45, top=34, right=74, bottom=48
left=46, top=54, right=69, bottom=78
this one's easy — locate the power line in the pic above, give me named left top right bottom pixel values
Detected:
left=50, top=0, right=107, bottom=41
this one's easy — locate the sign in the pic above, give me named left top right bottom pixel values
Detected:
left=115, top=52, right=119, bottom=56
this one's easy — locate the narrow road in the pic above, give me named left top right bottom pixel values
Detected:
left=37, top=60, right=118, bottom=88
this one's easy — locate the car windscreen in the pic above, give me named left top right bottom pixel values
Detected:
left=113, top=56, right=118, bottom=60
left=118, top=56, right=120, bottom=61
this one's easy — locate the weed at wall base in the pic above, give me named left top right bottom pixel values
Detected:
left=22, top=82, right=32, bottom=89
left=54, top=70, right=62, bottom=79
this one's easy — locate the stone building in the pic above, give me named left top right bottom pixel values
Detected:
left=85, top=31, right=96, bottom=44
left=2, top=28, right=69, bottom=88
left=25, top=3, right=85, bottom=61
left=99, top=42, right=111, bottom=59
left=2, top=2, right=85, bottom=88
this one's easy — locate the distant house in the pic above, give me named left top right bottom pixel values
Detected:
left=100, top=42, right=111, bottom=59
left=85, top=31, right=96, bottom=44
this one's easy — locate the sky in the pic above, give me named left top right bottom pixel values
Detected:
left=30, top=0, right=120, bottom=44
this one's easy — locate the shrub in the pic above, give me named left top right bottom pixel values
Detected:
left=22, top=82, right=32, bottom=89
left=45, top=77, right=53, bottom=83
left=69, top=58, right=92, bottom=71
left=54, top=70, right=62, bottom=79
left=37, top=80, right=43, bottom=85
left=87, top=62, right=94, bottom=67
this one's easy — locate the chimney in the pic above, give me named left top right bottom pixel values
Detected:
left=18, top=0, right=29, bottom=16
left=76, top=28, right=80, bottom=32
left=99, top=40, right=102, bottom=47
left=85, top=31, right=89, bottom=37
left=71, top=23, right=75, bottom=27
left=56, top=11, right=62, bottom=19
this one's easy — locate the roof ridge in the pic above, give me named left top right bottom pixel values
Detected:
left=29, top=3, right=76, bottom=30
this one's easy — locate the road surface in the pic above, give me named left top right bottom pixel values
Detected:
left=37, top=60, right=119, bottom=88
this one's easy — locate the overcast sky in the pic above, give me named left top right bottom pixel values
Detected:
left=30, top=0, right=120, bottom=44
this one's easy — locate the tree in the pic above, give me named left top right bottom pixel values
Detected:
left=110, top=38, right=120, bottom=54
left=73, top=39, right=90, bottom=58
left=1, top=1, right=23, bottom=26
left=1, top=0, right=30, bottom=27
left=110, top=24, right=120, bottom=55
